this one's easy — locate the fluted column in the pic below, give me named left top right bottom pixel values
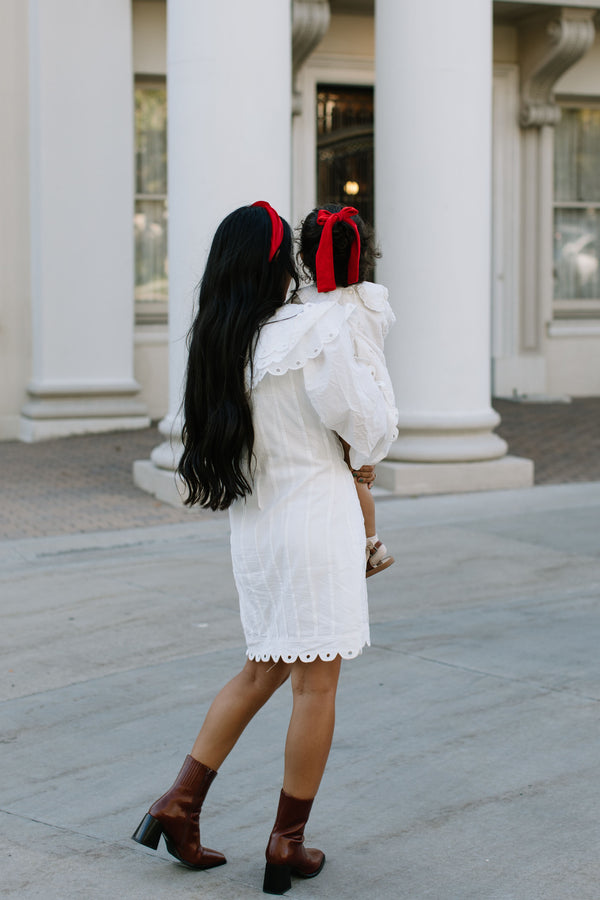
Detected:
left=21, top=0, right=148, bottom=441
left=375, top=0, right=533, bottom=494
left=134, top=0, right=292, bottom=504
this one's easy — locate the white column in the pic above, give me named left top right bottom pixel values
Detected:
left=20, top=0, right=148, bottom=441
left=375, top=0, right=533, bottom=494
left=135, top=0, right=292, bottom=504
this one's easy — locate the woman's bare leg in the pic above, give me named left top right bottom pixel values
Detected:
left=191, top=658, right=290, bottom=770
left=283, top=656, right=342, bottom=799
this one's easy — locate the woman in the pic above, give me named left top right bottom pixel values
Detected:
left=132, top=201, right=398, bottom=894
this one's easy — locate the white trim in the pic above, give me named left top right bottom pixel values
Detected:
left=547, top=320, right=600, bottom=337
left=306, top=52, right=375, bottom=73
left=134, top=328, right=169, bottom=346
left=27, top=379, right=142, bottom=397
left=508, top=0, right=600, bottom=7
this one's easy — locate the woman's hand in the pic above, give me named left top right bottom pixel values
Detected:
left=352, top=465, right=376, bottom=487
left=337, top=436, right=376, bottom=487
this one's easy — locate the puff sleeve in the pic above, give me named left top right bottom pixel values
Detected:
left=302, top=316, right=398, bottom=468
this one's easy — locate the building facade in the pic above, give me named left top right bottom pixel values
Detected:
left=2, top=1, right=599, bottom=496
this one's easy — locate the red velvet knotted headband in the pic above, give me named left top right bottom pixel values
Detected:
left=251, top=200, right=284, bottom=261
left=315, top=206, right=361, bottom=293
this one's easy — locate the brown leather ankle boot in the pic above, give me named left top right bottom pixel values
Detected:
left=263, top=789, right=325, bottom=894
left=132, top=755, right=226, bottom=869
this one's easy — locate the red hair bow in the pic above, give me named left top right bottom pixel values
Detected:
left=315, top=206, right=361, bottom=293
left=251, top=201, right=284, bottom=261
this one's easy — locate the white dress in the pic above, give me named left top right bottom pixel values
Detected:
left=228, top=299, right=398, bottom=664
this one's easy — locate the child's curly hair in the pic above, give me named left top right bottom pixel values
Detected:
left=298, top=203, right=381, bottom=287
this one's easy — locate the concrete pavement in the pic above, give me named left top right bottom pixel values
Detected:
left=2, top=482, right=600, bottom=898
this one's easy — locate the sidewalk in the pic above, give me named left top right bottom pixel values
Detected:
left=1, top=403, right=600, bottom=898
left=1, top=397, right=599, bottom=540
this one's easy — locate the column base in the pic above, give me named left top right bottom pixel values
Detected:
left=20, top=383, right=150, bottom=442
left=133, top=459, right=187, bottom=508
left=376, top=455, right=534, bottom=497
left=20, top=413, right=151, bottom=442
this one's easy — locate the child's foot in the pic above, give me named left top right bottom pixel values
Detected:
left=365, top=537, right=394, bottom=578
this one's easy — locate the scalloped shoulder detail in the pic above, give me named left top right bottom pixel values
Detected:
left=251, top=300, right=355, bottom=385
left=354, top=281, right=390, bottom=312
left=297, top=281, right=393, bottom=318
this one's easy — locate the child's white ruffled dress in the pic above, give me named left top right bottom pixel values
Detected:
left=228, top=297, right=398, bottom=664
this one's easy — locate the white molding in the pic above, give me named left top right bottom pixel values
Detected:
left=20, top=414, right=150, bottom=443
left=306, top=52, right=375, bottom=72
left=519, top=9, right=596, bottom=128
left=134, top=329, right=168, bottom=346
left=547, top=320, right=600, bottom=337
left=292, top=0, right=331, bottom=113
left=26, top=378, right=142, bottom=397
left=508, top=0, right=599, bottom=8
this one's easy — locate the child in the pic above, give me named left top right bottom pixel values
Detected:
left=297, top=203, right=397, bottom=577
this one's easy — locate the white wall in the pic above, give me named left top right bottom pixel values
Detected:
left=0, top=1, right=31, bottom=439
left=317, top=12, right=374, bottom=58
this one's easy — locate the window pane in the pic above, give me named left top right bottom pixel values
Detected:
left=554, top=207, right=600, bottom=300
left=135, top=86, right=167, bottom=196
left=134, top=198, right=168, bottom=302
left=135, top=83, right=167, bottom=310
left=316, top=85, right=374, bottom=226
left=555, top=108, right=600, bottom=203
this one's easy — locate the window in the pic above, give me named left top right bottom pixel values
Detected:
left=317, top=85, right=374, bottom=227
left=134, top=80, right=168, bottom=323
left=553, top=104, right=600, bottom=317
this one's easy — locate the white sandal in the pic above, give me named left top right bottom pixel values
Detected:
left=365, top=539, right=395, bottom=578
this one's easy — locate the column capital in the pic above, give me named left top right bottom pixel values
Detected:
left=292, top=0, right=330, bottom=114
left=518, top=8, right=596, bottom=129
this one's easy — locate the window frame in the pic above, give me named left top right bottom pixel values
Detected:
left=553, top=96, right=600, bottom=319
left=134, top=75, right=168, bottom=326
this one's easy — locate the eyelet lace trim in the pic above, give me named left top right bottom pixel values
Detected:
left=251, top=300, right=355, bottom=386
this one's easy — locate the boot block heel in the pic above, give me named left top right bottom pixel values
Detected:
left=132, top=813, right=163, bottom=850
left=263, top=862, right=292, bottom=895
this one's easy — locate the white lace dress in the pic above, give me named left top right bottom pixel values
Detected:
left=228, top=299, right=398, bottom=663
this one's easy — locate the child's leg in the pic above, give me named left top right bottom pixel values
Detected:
left=355, top=478, right=376, bottom=539
left=353, top=476, right=395, bottom=577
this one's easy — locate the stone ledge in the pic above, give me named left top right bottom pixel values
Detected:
left=20, top=415, right=150, bottom=443
left=133, top=459, right=186, bottom=508
left=375, top=455, right=534, bottom=497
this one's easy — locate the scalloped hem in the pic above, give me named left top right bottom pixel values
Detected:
left=246, top=641, right=369, bottom=664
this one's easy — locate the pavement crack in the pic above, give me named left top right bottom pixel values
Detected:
left=0, top=808, right=136, bottom=851
left=371, top=642, right=600, bottom=703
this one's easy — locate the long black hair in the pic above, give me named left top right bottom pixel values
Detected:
left=178, top=204, right=298, bottom=510
left=299, top=203, right=380, bottom=287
